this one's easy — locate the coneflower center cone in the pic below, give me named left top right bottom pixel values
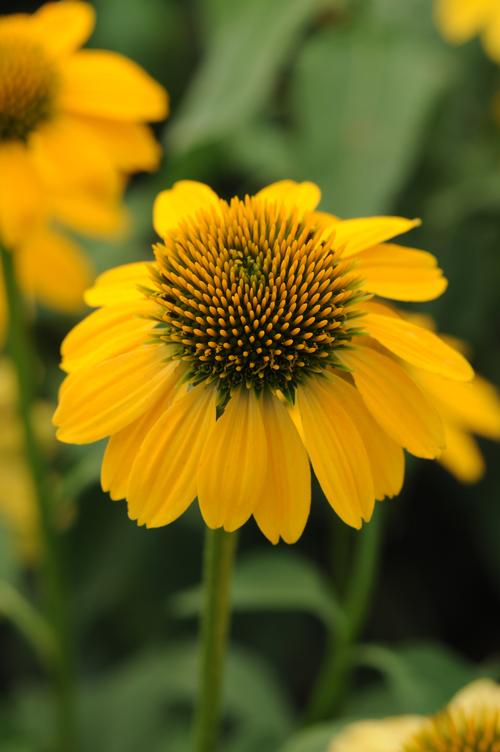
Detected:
left=405, top=707, right=500, bottom=752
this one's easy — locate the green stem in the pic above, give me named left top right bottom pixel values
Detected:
left=1, top=244, right=76, bottom=751
left=304, top=509, right=383, bottom=724
left=192, top=527, right=238, bottom=752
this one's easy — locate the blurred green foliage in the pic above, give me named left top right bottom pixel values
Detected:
left=1, top=0, right=499, bottom=750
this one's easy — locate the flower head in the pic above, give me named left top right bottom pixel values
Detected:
left=328, top=679, right=500, bottom=752
left=54, top=180, right=474, bottom=544
left=434, top=0, right=500, bottom=62
left=0, top=1, right=168, bottom=248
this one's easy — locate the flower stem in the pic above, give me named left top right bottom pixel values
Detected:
left=304, top=509, right=383, bottom=724
left=192, top=527, right=238, bottom=752
left=1, top=244, right=76, bottom=750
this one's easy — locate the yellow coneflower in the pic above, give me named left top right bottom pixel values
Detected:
left=328, top=679, right=500, bottom=752
left=434, top=0, right=500, bottom=62
left=53, top=180, right=474, bottom=544
left=0, top=0, right=168, bottom=249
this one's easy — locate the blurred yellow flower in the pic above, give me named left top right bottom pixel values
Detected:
left=328, top=678, right=500, bottom=751
left=434, top=0, right=500, bottom=62
left=0, top=359, right=54, bottom=562
left=0, top=0, right=168, bottom=249
left=53, top=180, right=475, bottom=543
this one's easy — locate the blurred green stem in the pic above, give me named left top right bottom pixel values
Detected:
left=304, top=509, right=383, bottom=723
left=192, top=527, right=237, bottom=752
left=1, top=244, right=76, bottom=751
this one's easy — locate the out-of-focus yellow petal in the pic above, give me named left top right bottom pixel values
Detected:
left=153, top=181, right=221, bottom=239
left=49, top=192, right=129, bottom=238
left=60, top=50, right=168, bottom=121
left=342, top=346, right=445, bottom=459
left=332, top=216, right=421, bottom=258
left=0, top=143, right=43, bottom=247
left=328, top=716, right=424, bottom=752
left=253, top=393, right=311, bottom=544
left=482, top=8, right=500, bottom=62
left=16, top=229, right=92, bottom=314
left=76, top=117, right=162, bottom=173
left=198, top=388, right=267, bottom=532
left=84, top=262, right=153, bottom=307
left=438, top=424, right=485, bottom=483
left=32, top=1, right=95, bottom=56
left=256, top=180, right=321, bottom=213
left=54, top=344, right=172, bottom=443
left=450, top=679, right=500, bottom=711
left=102, top=367, right=183, bottom=501
left=355, top=243, right=448, bottom=301
left=363, top=312, right=474, bottom=381
left=328, top=373, right=405, bottom=501
left=434, top=0, right=490, bottom=43
left=61, top=302, right=155, bottom=373
left=296, top=375, right=374, bottom=528
left=127, top=384, right=216, bottom=526
left=415, top=371, right=500, bottom=440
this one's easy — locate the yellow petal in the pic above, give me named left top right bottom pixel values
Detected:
left=61, top=302, right=155, bottom=373
left=342, top=346, right=445, bottom=459
left=84, top=262, right=153, bottom=307
left=355, top=243, right=448, bottom=301
left=363, top=312, right=474, bottom=381
left=197, top=388, right=267, bottom=532
left=127, top=384, right=216, bottom=526
left=253, top=393, right=311, bottom=544
left=0, top=143, right=43, bottom=247
left=76, top=117, right=162, bottom=173
left=333, top=217, right=421, bottom=258
left=296, top=376, right=375, bottom=528
left=414, top=371, right=500, bottom=440
left=32, top=1, right=95, bottom=56
left=54, top=344, right=172, bottom=443
left=31, top=115, right=120, bottom=196
left=328, top=373, right=405, bottom=501
left=16, top=229, right=93, bottom=314
left=482, top=8, right=500, bottom=62
left=438, top=424, right=485, bottom=484
left=255, top=180, right=321, bottom=212
left=153, top=181, right=220, bottom=238
left=49, top=192, right=129, bottom=239
left=329, top=716, right=424, bottom=752
left=101, top=368, right=183, bottom=501
left=434, top=0, right=490, bottom=44
left=60, top=50, right=168, bottom=121
left=450, top=679, right=500, bottom=712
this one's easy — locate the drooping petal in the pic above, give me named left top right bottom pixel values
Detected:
left=342, top=346, right=445, bottom=459
left=60, top=50, right=168, bottom=121
left=127, top=384, right=216, bottom=526
left=354, top=243, right=448, bottom=301
left=438, top=424, right=485, bottom=484
left=153, top=181, right=221, bottom=238
left=16, top=229, right=92, bottom=314
left=197, top=388, right=267, bottom=532
left=76, top=117, right=161, bottom=173
left=32, top=1, right=95, bottom=56
left=54, top=344, right=173, bottom=443
left=434, top=0, right=490, bottom=43
left=0, top=143, right=43, bottom=247
left=61, top=302, right=155, bottom=372
left=101, top=367, right=184, bottom=501
left=256, top=180, right=321, bottom=213
left=296, top=376, right=375, bottom=528
left=327, top=373, right=405, bottom=501
left=253, top=393, right=311, bottom=544
left=363, top=312, right=474, bottom=381
left=414, top=371, right=500, bottom=440
left=84, top=262, right=153, bottom=307
left=332, top=216, right=421, bottom=258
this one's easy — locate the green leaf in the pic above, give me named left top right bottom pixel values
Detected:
left=288, top=23, right=453, bottom=215
left=279, top=722, right=348, bottom=752
left=168, top=0, right=333, bottom=155
left=171, top=549, right=343, bottom=627
left=0, top=581, right=56, bottom=669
